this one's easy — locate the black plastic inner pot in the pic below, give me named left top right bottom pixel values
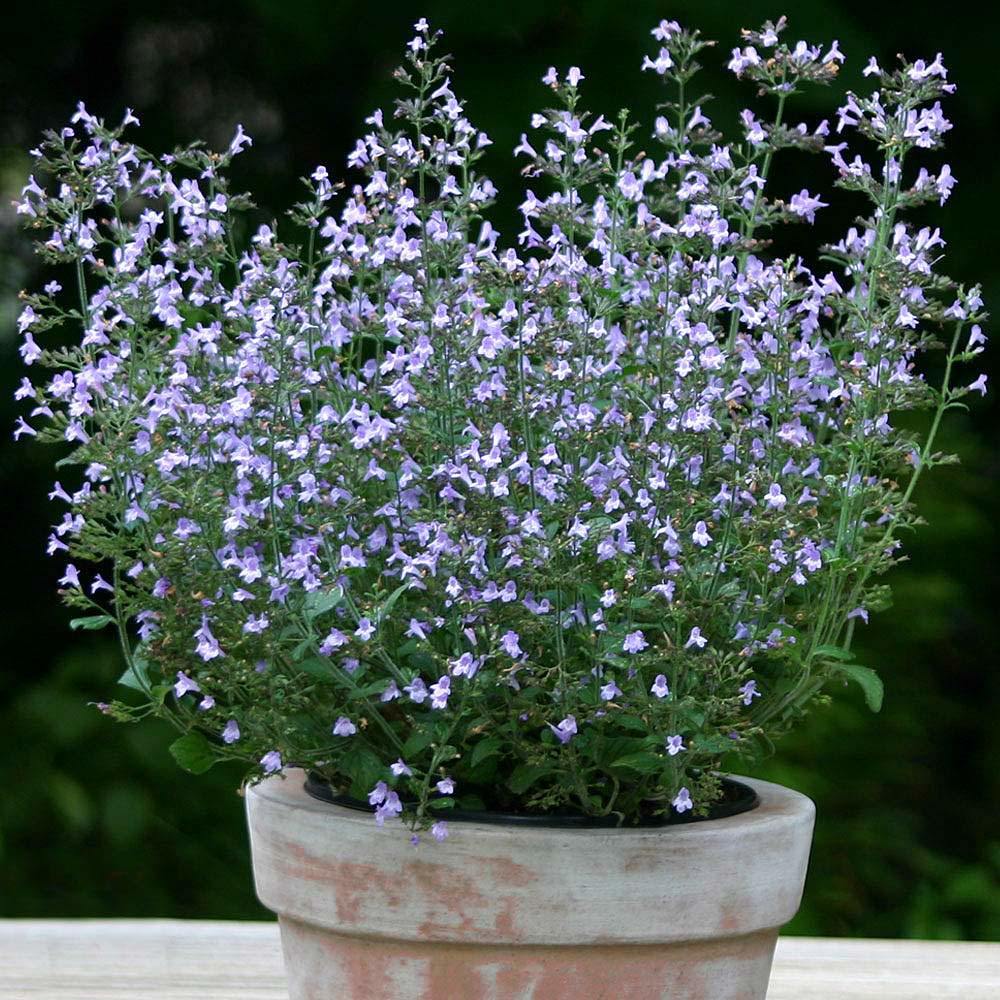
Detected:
left=303, top=771, right=759, bottom=828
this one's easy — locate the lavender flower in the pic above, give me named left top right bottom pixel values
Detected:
left=429, top=676, right=451, bottom=710
left=369, top=780, right=403, bottom=826
left=500, top=630, right=523, bottom=657
left=650, top=675, right=670, bottom=699
left=333, top=716, right=357, bottom=737
left=600, top=679, right=623, bottom=701
left=623, top=631, right=648, bottom=654
left=685, top=628, right=708, bottom=650
left=549, top=715, right=578, bottom=744
left=740, top=681, right=762, bottom=706
left=174, top=672, right=200, bottom=699
left=691, top=521, right=713, bottom=547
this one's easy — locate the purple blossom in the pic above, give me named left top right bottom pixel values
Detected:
left=672, top=787, right=693, bottom=813
left=390, top=759, right=412, bottom=777
left=222, top=719, right=241, bottom=744
left=650, top=674, right=670, bottom=699
left=765, top=484, right=787, bottom=509
left=436, top=777, right=455, bottom=795
left=450, top=652, right=480, bottom=678
left=429, top=675, right=451, bottom=709
left=319, top=629, right=348, bottom=655
left=728, top=47, right=761, bottom=77
left=788, top=189, right=828, bottom=223
left=333, top=716, right=357, bottom=736
left=500, top=630, right=523, bottom=657
left=194, top=616, right=223, bottom=661
left=406, top=618, right=429, bottom=640
left=548, top=715, right=578, bottom=744
left=431, top=821, right=449, bottom=841
left=685, top=627, right=707, bottom=650
left=375, top=792, right=402, bottom=825
left=260, top=751, right=283, bottom=774
left=691, top=521, right=712, bottom=547
left=740, top=680, right=761, bottom=706
left=665, top=734, right=686, bottom=756
left=623, top=630, right=648, bottom=654
left=600, top=679, right=622, bottom=701
left=404, top=677, right=429, bottom=704
left=173, top=671, right=201, bottom=698
left=369, top=780, right=403, bottom=825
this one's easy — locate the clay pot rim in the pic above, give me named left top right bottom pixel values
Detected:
left=246, top=770, right=816, bottom=947
left=249, top=769, right=810, bottom=846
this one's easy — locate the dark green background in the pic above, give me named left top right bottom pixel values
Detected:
left=1, top=0, right=997, bottom=938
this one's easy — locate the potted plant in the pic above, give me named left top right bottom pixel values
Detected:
left=15, top=14, right=986, bottom=1000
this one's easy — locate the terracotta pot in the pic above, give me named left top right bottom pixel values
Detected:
left=246, top=768, right=814, bottom=1000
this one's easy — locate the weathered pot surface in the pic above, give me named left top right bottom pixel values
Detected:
left=246, top=768, right=815, bottom=1000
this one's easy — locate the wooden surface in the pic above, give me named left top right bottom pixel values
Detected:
left=2, top=920, right=999, bottom=999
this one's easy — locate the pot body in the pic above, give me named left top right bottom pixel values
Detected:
left=246, top=769, right=814, bottom=1000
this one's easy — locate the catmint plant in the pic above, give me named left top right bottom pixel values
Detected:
left=14, top=17, right=987, bottom=840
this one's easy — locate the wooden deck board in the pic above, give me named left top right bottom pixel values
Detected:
left=1, top=920, right=998, bottom=999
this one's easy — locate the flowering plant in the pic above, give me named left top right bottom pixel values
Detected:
left=15, top=16, right=987, bottom=841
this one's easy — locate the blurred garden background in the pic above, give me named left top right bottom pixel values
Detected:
left=1, top=0, right=997, bottom=938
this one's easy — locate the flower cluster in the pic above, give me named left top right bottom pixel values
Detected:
left=14, top=17, right=987, bottom=838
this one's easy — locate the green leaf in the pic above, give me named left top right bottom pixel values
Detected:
left=831, top=663, right=884, bottom=712
left=608, top=752, right=665, bottom=775
left=693, top=735, right=739, bottom=754
left=168, top=733, right=217, bottom=774
left=340, top=747, right=384, bottom=797
left=117, top=652, right=151, bottom=693
left=54, top=449, right=85, bottom=469
left=612, top=714, right=649, bottom=733
left=70, top=614, right=115, bottom=631
left=428, top=797, right=455, bottom=810
left=595, top=735, right=650, bottom=766
left=815, top=644, right=855, bottom=662
left=349, top=680, right=391, bottom=700
left=149, top=684, right=172, bottom=706
left=302, top=587, right=343, bottom=622
left=404, top=651, right=436, bottom=673
left=291, top=637, right=313, bottom=661
left=296, top=657, right=336, bottom=679
left=377, top=581, right=412, bottom=625
left=508, top=762, right=555, bottom=795
left=402, top=728, right=437, bottom=758
left=469, top=735, right=503, bottom=769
